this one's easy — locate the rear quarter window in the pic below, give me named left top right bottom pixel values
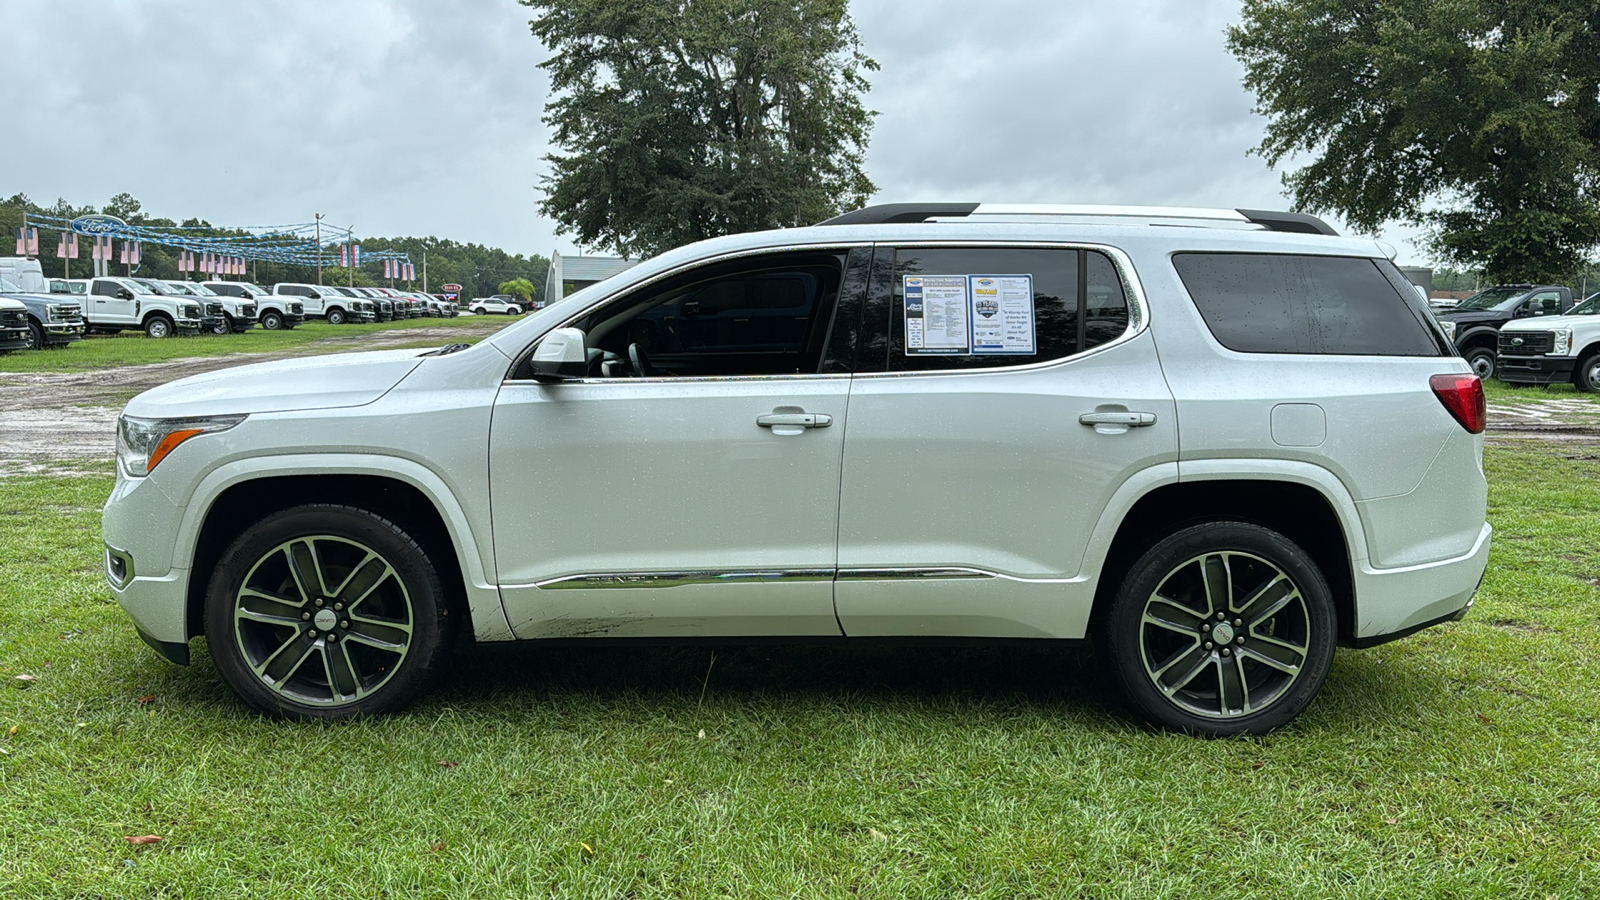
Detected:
left=1173, top=253, right=1447, bottom=356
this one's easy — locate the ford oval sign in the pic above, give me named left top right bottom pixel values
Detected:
left=70, top=214, right=127, bottom=235
left=441, top=283, right=463, bottom=292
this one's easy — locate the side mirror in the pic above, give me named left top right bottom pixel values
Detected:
left=529, top=327, right=588, bottom=381
left=116, top=288, right=134, bottom=300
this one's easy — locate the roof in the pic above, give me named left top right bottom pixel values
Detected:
left=559, top=254, right=635, bottom=282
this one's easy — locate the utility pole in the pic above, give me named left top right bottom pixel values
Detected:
left=315, top=213, right=324, bottom=285
left=423, top=250, right=428, bottom=293
left=348, top=227, right=355, bottom=288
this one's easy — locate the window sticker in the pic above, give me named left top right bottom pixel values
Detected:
left=903, top=273, right=1037, bottom=356
left=904, top=275, right=971, bottom=354
left=968, top=274, right=1035, bottom=355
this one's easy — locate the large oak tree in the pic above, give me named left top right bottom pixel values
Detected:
left=524, top=0, right=877, bottom=258
left=1229, top=0, right=1600, bottom=281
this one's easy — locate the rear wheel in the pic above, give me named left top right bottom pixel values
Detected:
left=204, top=505, right=450, bottom=719
left=1097, top=521, right=1336, bottom=736
left=1576, top=352, right=1600, bottom=393
left=1464, top=346, right=1496, bottom=380
left=144, top=315, right=173, bottom=339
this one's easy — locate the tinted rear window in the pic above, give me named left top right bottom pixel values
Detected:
left=1173, top=253, right=1446, bottom=356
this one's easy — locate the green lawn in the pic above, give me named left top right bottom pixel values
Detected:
left=2, top=444, right=1598, bottom=897
left=0, top=315, right=517, bottom=374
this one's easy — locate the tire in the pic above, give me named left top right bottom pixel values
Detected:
left=1576, top=352, right=1600, bottom=393
left=144, top=315, right=174, bottom=339
left=325, top=308, right=347, bottom=326
left=24, top=319, right=44, bottom=350
left=1464, top=346, right=1496, bottom=380
left=1096, top=521, right=1337, bottom=736
left=260, top=310, right=284, bottom=330
left=211, top=316, right=232, bottom=336
left=204, top=504, right=451, bottom=719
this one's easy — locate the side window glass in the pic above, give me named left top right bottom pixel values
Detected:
left=93, top=281, right=114, bottom=297
left=873, top=246, right=1128, bottom=373
left=570, top=251, right=848, bottom=378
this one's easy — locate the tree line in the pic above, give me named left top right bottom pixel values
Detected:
left=1, top=192, right=550, bottom=303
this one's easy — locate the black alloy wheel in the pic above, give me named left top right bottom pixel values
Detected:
left=1098, top=521, right=1336, bottom=736
left=204, top=504, right=451, bottom=719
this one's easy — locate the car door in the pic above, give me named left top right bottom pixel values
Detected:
left=833, top=244, right=1178, bottom=639
left=90, top=279, right=135, bottom=323
left=489, top=247, right=870, bottom=639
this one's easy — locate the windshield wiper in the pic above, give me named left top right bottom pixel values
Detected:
left=420, top=343, right=473, bottom=356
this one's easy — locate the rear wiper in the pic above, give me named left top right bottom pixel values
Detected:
left=420, top=343, right=473, bottom=356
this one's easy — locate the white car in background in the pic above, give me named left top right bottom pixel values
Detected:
left=469, top=297, right=523, bottom=315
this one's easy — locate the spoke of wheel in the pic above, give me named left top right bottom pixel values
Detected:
left=285, top=540, right=327, bottom=602
left=255, top=633, right=317, bottom=686
left=1200, top=554, right=1231, bottom=616
left=337, top=555, right=394, bottom=609
left=345, top=615, right=411, bottom=652
left=1239, top=575, right=1296, bottom=627
left=1152, top=643, right=1211, bottom=696
left=1241, top=633, right=1306, bottom=673
left=1217, top=654, right=1249, bottom=714
left=236, top=589, right=306, bottom=627
left=322, top=641, right=362, bottom=699
left=1144, top=594, right=1206, bottom=636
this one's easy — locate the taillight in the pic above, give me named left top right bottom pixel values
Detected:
left=1430, top=373, right=1486, bottom=434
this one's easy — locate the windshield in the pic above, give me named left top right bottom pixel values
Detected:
left=120, top=279, right=158, bottom=295
left=1455, top=286, right=1526, bottom=311
left=137, top=279, right=179, bottom=295
left=1566, top=293, right=1600, bottom=316
left=183, top=282, right=217, bottom=296
left=0, top=277, right=20, bottom=292
left=238, top=283, right=268, bottom=296
left=163, top=282, right=196, bottom=295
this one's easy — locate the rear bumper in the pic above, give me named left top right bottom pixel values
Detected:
left=1497, top=355, right=1576, bottom=384
left=1349, top=522, right=1491, bottom=644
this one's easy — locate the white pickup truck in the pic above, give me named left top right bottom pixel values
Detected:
left=272, top=283, right=375, bottom=325
left=203, top=282, right=303, bottom=331
left=166, top=281, right=257, bottom=334
left=1497, top=292, right=1600, bottom=391
left=84, top=277, right=203, bottom=338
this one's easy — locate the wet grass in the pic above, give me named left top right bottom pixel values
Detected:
left=0, top=315, right=517, bottom=374
left=1, top=443, right=1598, bottom=897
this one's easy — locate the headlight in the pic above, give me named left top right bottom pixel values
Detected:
left=185, top=304, right=201, bottom=318
left=117, top=414, right=247, bottom=478
left=1555, top=328, right=1573, bottom=355
left=1439, top=319, right=1457, bottom=342
left=46, top=303, right=63, bottom=321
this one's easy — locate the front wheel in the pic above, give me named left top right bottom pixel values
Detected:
left=260, top=310, right=284, bottom=330
left=326, top=308, right=347, bottom=326
left=24, top=319, right=44, bottom=350
left=1575, top=352, right=1600, bottom=393
left=1464, top=346, right=1496, bottom=380
left=144, top=315, right=174, bottom=339
left=211, top=316, right=231, bottom=336
left=204, top=505, right=451, bottom=719
left=1096, top=521, right=1336, bottom=736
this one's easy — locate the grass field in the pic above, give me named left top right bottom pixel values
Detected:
left=0, top=315, right=518, bottom=374
left=2, top=443, right=1598, bottom=897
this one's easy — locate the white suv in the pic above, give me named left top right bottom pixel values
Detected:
left=102, top=204, right=1491, bottom=734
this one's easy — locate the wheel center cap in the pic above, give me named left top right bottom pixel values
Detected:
left=1212, top=621, right=1236, bottom=644
left=313, top=609, right=338, bottom=631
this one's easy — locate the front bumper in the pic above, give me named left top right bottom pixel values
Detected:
left=44, top=321, right=85, bottom=342
left=200, top=315, right=225, bottom=332
left=1497, top=354, right=1576, bottom=385
left=231, top=315, right=258, bottom=329
left=0, top=326, right=28, bottom=350
left=174, top=318, right=203, bottom=335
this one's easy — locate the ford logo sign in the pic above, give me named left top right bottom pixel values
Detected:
left=1512, top=337, right=1524, bottom=346
left=70, top=214, right=127, bottom=235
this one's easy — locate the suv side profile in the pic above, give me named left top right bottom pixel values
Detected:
left=102, top=204, right=1490, bottom=735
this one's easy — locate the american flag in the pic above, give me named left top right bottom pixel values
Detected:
left=68, top=233, right=79, bottom=259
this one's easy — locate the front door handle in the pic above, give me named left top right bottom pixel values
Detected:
left=1079, top=411, right=1156, bottom=427
left=757, top=413, right=832, bottom=429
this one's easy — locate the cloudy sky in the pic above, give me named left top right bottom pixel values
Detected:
left=0, top=0, right=1426, bottom=263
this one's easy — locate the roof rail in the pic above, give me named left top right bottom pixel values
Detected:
left=816, top=203, right=1338, bottom=236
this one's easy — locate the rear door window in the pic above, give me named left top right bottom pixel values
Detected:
left=1173, top=253, right=1448, bottom=356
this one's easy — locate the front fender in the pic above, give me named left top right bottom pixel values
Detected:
left=172, top=453, right=514, bottom=642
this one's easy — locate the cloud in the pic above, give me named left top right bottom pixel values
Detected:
left=0, top=0, right=1428, bottom=261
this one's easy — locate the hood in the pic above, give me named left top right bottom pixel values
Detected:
left=1501, top=313, right=1596, bottom=332
left=0, top=296, right=23, bottom=311
left=124, top=348, right=429, bottom=419
left=1434, top=308, right=1503, bottom=325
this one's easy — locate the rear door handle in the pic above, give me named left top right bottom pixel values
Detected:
left=1079, top=411, right=1156, bottom=427
left=757, top=413, right=832, bottom=429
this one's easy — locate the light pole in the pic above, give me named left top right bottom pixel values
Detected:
left=315, top=213, right=324, bottom=285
